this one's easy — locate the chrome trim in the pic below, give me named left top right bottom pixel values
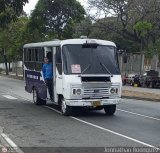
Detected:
left=65, top=98, right=121, bottom=106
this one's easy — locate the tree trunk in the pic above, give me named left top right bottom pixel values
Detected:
left=15, top=59, right=18, bottom=76
left=3, top=48, right=9, bottom=75
left=9, top=62, right=11, bottom=72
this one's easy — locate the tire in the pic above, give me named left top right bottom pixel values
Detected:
left=104, top=105, right=116, bottom=115
left=123, top=80, right=126, bottom=85
left=60, top=98, right=72, bottom=116
left=33, top=88, right=46, bottom=105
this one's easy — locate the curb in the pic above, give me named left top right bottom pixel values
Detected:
left=122, top=96, right=160, bottom=102
left=122, top=90, right=160, bottom=102
left=0, top=73, right=24, bottom=80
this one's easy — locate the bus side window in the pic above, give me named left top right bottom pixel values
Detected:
left=56, top=47, right=62, bottom=75
left=24, top=48, right=29, bottom=69
left=31, top=48, right=35, bottom=61
left=39, top=48, right=44, bottom=62
left=24, top=48, right=35, bottom=70
left=30, top=48, right=35, bottom=70
left=27, top=49, right=31, bottom=61
left=35, top=48, right=44, bottom=71
left=35, top=48, right=38, bottom=61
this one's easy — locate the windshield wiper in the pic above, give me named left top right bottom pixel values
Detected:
left=97, top=56, right=113, bottom=77
left=79, top=64, right=91, bottom=76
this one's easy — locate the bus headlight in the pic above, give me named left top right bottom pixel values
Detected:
left=72, top=88, right=82, bottom=95
left=76, top=89, right=82, bottom=95
left=110, top=88, right=118, bottom=94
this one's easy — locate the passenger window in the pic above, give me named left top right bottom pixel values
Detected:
left=38, top=48, right=44, bottom=62
left=24, top=47, right=45, bottom=71
left=35, top=48, right=38, bottom=61
left=28, top=49, right=32, bottom=61
left=31, top=48, right=35, bottom=61
left=35, top=48, right=44, bottom=71
left=56, top=47, right=62, bottom=75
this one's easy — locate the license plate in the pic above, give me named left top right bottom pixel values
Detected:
left=92, top=101, right=101, bottom=107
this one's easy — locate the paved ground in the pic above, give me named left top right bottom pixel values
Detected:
left=0, top=74, right=160, bottom=153
left=0, top=76, right=160, bottom=153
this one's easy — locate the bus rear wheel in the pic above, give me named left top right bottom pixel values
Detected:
left=33, top=88, right=46, bottom=105
left=104, top=105, right=116, bottom=115
left=60, top=98, right=72, bottom=116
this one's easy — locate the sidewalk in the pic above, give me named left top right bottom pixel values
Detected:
left=122, top=86, right=160, bottom=102
left=0, top=72, right=160, bottom=102
left=0, top=72, right=24, bottom=80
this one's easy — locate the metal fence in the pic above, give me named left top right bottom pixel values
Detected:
left=119, top=53, right=160, bottom=76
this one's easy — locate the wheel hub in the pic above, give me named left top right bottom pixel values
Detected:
left=61, top=100, right=66, bottom=113
left=33, top=90, right=37, bottom=102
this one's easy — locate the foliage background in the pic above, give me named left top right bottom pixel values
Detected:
left=0, top=0, right=160, bottom=63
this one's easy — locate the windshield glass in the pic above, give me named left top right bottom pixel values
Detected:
left=62, top=44, right=120, bottom=75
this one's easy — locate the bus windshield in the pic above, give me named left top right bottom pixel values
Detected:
left=62, top=44, right=120, bottom=75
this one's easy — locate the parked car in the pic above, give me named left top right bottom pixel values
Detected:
left=136, top=70, right=160, bottom=88
left=133, top=75, right=141, bottom=87
left=123, top=74, right=137, bottom=86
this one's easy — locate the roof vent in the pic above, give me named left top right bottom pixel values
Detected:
left=80, top=36, right=88, bottom=39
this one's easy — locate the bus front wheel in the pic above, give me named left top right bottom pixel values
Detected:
left=60, top=98, right=72, bottom=116
left=33, top=88, right=46, bottom=105
left=104, top=105, right=116, bottom=115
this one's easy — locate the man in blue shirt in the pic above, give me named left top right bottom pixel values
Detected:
left=42, top=57, right=53, bottom=100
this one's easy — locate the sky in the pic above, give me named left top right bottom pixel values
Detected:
left=23, top=0, right=88, bottom=15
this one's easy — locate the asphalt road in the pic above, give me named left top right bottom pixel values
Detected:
left=0, top=76, right=160, bottom=153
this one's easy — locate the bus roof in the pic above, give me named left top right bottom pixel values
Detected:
left=61, top=39, right=116, bottom=47
left=23, top=39, right=116, bottom=48
left=23, top=40, right=61, bottom=48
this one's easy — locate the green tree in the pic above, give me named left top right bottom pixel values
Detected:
left=88, top=17, right=139, bottom=52
left=88, top=0, right=160, bottom=53
left=0, top=16, right=29, bottom=75
left=73, top=17, right=92, bottom=38
left=28, top=0, right=85, bottom=41
left=0, top=16, right=29, bottom=61
left=133, top=21, right=153, bottom=51
left=0, top=0, right=28, bottom=27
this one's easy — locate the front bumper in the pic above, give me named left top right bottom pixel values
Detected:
left=65, top=98, right=121, bottom=106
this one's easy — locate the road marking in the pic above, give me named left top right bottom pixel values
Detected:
left=70, top=116, right=160, bottom=150
left=44, top=106, right=61, bottom=114
left=16, top=96, right=160, bottom=149
left=1, top=133, right=24, bottom=153
left=1, top=133, right=17, bottom=148
left=118, top=109, right=160, bottom=121
left=43, top=105, right=160, bottom=150
left=2, top=95, right=17, bottom=100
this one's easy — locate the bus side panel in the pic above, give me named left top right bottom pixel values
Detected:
left=25, top=70, right=47, bottom=100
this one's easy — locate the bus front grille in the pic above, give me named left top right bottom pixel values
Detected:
left=83, top=88, right=109, bottom=99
